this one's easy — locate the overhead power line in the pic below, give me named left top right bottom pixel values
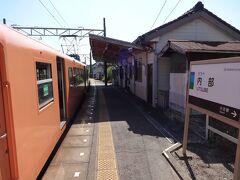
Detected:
left=38, top=0, right=63, bottom=27
left=163, top=0, right=182, bottom=24
left=47, top=0, right=69, bottom=27
left=150, top=0, right=167, bottom=30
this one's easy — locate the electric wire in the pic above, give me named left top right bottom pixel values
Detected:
left=47, top=0, right=69, bottom=27
left=38, top=0, right=63, bottom=27
left=163, top=0, right=182, bottom=24
left=150, top=0, right=167, bottom=30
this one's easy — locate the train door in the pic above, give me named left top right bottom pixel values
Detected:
left=56, top=57, right=66, bottom=124
left=0, top=52, right=11, bottom=179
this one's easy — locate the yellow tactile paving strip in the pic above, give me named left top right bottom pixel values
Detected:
left=96, top=91, right=119, bottom=180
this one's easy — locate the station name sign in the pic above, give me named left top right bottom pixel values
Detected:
left=189, top=60, right=240, bottom=121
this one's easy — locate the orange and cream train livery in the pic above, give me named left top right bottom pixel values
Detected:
left=0, top=24, right=88, bottom=180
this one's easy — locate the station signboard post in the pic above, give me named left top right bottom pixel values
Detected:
left=183, top=57, right=240, bottom=180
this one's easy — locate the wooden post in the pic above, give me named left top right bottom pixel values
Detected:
left=234, top=131, right=240, bottom=180
left=182, top=106, right=190, bottom=155
left=205, top=115, right=209, bottom=140
left=183, top=59, right=190, bottom=155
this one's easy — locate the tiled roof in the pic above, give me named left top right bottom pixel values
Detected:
left=159, top=40, right=240, bottom=56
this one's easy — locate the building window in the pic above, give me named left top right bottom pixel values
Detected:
left=134, top=60, right=142, bottom=82
left=36, top=62, right=53, bottom=109
left=68, top=67, right=85, bottom=87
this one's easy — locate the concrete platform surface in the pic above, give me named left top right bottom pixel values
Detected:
left=42, top=79, right=188, bottom=180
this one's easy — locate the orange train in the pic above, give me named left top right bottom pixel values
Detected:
left=0, top=24, right=88, bottom=179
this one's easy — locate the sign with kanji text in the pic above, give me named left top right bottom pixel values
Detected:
left=189, top=60, right=240, bottom=121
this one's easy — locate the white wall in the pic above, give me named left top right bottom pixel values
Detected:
left=169, top=73, right=188, bottom=113
left=135, top=66, right=147, bottom=101
left=147, top=52, right=155, bottom=64
left=155, top=18, right=235, bottom=53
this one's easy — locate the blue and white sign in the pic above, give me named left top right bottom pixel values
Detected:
left=189, top=60, right=240, bottom=121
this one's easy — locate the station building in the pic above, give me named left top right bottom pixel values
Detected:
left=90, top=2, right=240, bottom=120
left=92, top=62, right=104, bottom=80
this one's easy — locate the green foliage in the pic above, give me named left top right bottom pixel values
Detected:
left=102, top=65, right=115, bottom=83
left=107, top=66, right=113, bottom=82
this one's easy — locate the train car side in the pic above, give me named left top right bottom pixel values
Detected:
left=0, top=25, right=86, bottom=179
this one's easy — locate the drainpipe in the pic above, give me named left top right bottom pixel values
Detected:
left=134, top=56, right=136, bottom=96
left=153, top=42, right=158, bottom=108
left=146, top=51, right=148, bottom=102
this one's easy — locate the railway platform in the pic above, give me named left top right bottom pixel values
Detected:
left=41, top=79, right=190, bottom=180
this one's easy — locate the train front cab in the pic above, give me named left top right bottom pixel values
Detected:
left=0, top=41, right=19, bottom=180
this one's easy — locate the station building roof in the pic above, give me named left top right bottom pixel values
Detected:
left=159, top=40, right=240, bottom=57
left=159, top=40, right=240, bottom=62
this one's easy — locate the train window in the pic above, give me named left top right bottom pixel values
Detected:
left=68, top=67, right=74, bottom=87
left=74, top=68, right=84, bottom=86
left=36, top=62, right=54, bottom=109
left=81, top=69, right=85, bottom=85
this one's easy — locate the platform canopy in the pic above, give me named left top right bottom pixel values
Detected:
left=89, top=34, right=144, bottom=63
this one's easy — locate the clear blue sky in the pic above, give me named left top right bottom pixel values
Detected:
left=1, top=0, right=239, bottom=63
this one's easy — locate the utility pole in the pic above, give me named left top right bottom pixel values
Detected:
left=103, top=17, right=107, bottom=87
